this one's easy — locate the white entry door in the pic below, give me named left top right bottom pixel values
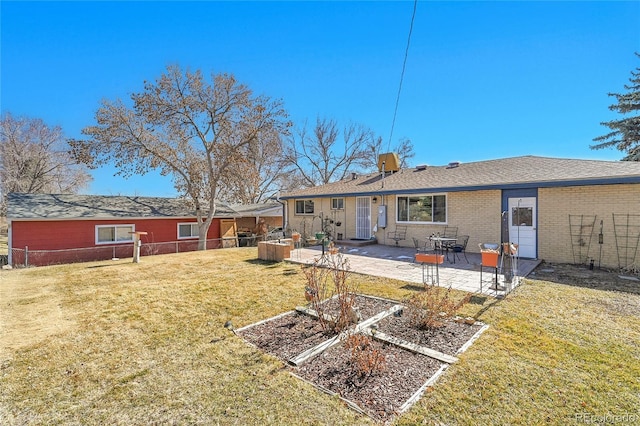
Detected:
left=508, top=197, right=537, bottom=258
left=355, top=197, right=371, bottom=239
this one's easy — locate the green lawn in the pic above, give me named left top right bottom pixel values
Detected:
left=1, top=248, right=638, bottom=425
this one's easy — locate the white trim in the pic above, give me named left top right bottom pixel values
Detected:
left=294, top=199, right=315, bottom=215
left=177, top=222, right=199, bottom=239
left=396, top=193, right=448, bottom=224
left=95, top=224, right=135, bottom=245
left=330, top=197, right=345, bottom=210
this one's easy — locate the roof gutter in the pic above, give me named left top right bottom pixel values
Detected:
left=279, top=175, right=640, bottom=200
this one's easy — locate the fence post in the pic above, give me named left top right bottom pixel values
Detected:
left=25, top=246, right=29, bottom=267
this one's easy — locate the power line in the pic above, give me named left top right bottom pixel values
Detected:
left=387, top=0, right=418, bottom=153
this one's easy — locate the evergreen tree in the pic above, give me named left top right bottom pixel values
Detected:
left=591, top=53, right=640, bottom=161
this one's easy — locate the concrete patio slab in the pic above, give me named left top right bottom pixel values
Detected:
left=287, top=244, right=541, bottom=297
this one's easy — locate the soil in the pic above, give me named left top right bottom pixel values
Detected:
left=530, top=261, right=640, bottom=295
left=237, top=294, right=485, bottom=423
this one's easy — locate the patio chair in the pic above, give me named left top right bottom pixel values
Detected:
left=451, top=235, right=469, bottom=263
left=443, top=226, right=458, bottom=239
left=387, top=225, right=407, bottom=246
left=440, top=226, right=459, bottom=254
left=412, top=237, right=431, bottom=256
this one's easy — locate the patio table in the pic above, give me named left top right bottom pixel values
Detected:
left=430, top=236, right=457, bottom=263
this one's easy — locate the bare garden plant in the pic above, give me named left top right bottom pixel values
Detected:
left=405, top=283, right=471, bottom=329
left=302, top=252, right=358, bottom=333
left=342, top=332, right=386, bottom=385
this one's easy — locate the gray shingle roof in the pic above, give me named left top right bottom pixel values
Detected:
left=280, top=156, right=640, bottom=199
left=6, top=193, right=237, bottom=220
left=228, top=202, right=282, bottom=216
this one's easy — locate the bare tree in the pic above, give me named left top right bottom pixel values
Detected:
left=70, top=65, right=290, bottom=249
left=282, top=118, right=415, bottom=189
left=216, top=131, right=287, bottom=204
left=0, top=112, right=92, bottom=214
left=283, top=117, right=376, bottom=187
left=363, top=136, right=415, bottom=170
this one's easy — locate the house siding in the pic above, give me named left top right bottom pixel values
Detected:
left=10, top=218, right=222, bottom=266
left=538, top=184, right=640, bottom=268
left=287, top=197, right=351, bottom=239
left=374, top=191, right=502, bottom=252
left=287, top=191, right=503, bottom=252
left=285, top=184, right=639, bottom=269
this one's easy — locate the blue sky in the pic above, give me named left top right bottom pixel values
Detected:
left=2, top=1, right=639, bottom=197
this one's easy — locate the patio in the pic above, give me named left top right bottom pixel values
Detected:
left=286, top=243, right=541, bottom=297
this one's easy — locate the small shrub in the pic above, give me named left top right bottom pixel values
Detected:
left=343, top=333, right=386, bottom=384
left=302, top=261, right=332, bottom=332
left=405, top=284, right=471, bottom=329
left=302, top=252, right=358, bottom=333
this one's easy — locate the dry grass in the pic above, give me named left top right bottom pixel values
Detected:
left=0, top=216, right=7, bottom=255
left=397, top=281, right=640, bottom=425
left=1, top=248, right=639, bottom=425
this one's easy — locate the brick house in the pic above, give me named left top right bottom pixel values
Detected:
left=280, top=156, right=640, bottom=269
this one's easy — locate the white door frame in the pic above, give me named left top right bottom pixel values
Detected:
left=508, top=197, right=537, bottom=258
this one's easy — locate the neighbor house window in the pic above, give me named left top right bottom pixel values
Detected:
left=96, top=224, right=135, bottom=244
left=331, top=197, right=344, bottom=210
left=295, top=199, right=314, bottom=215
left=178, top=222, right=199, bottom=239
left=397, top=195, right=447, bottom=223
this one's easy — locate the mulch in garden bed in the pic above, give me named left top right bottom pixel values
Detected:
left=237, top=294, right=486, bottom=423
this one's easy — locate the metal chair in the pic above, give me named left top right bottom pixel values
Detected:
left=443, top=226, right=458, bottom=239
left=451, top=235, right=469, bottom=263
left=412, top=237, right=430, bottom=255
left=441, top=226, right=459, bottom=255
left=387, top=225, right=407, bottom=245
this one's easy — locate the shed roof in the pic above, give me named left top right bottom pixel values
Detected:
left=280, top=156, right=640, bottom=199
left=7, top=193, right=235, bottom=220
left=228, top=201, right=283, bottom=217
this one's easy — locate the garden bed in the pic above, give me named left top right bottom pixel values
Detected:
left=237, top=294, right=487, bottom=422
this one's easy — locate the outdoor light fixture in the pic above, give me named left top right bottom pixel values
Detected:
left=372, top=197, right=378, bottom=203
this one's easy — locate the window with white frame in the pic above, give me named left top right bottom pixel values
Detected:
left=178, top=222, right=199, bottom=239
left=96, top=224, right=135, bottom=244
left=331, top=197, right=344, bottom=210
left=295, top=199, right=314, bottom=215
left=397, top=194, right=447, bottom=223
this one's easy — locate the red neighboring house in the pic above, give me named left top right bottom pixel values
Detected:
left=6, top=193, right=282, bottom=266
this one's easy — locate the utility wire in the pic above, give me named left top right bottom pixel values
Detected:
left=387, top=0, right=418, bottom=153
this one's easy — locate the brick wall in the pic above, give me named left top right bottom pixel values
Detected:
left=538, top=184, right=640, bottom=268
left=285, top=183, right=640, bottom=269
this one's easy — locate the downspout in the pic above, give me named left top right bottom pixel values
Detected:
left=276, top=192, right=287, bottom=236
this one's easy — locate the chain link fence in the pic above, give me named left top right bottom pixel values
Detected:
left=8, top=236, right=263, bottom=268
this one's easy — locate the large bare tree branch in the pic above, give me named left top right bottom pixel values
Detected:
left=69, top=65, right=290, bottom=249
